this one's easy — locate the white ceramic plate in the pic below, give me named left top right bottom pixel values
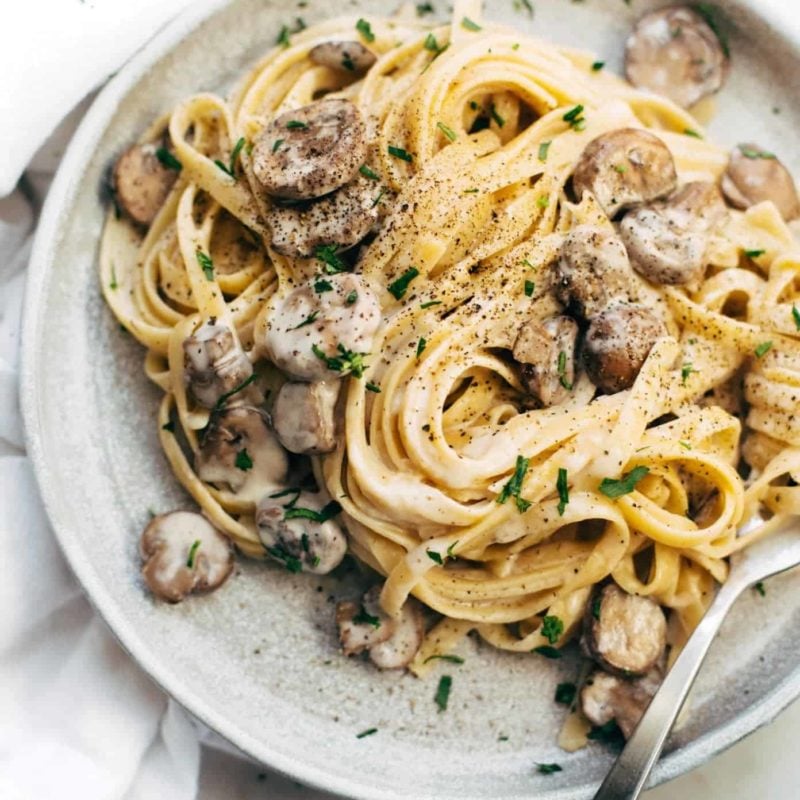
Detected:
left=21, top=1, right=800, bottom=797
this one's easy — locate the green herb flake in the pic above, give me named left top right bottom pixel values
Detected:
left=537, top=195, right=550, bottom=209
left=424, top=654, right=465, bottom=665
left=284, top=500, right=342, bottom=523
left=156, top=147, right=182, bottom=172
left=681, top=362, right=696, bottom=385
left=161, top=421, right=176, bottom=433
left=212, top=373, right=257, bottom=413
left=360, top=164, right=380, bottom=181
left=388, top=267, right=420, bottom=299
left=312, top=343, right=370, bottom=378
left=555, top=682, right=577, bottom=706
left=388, top=145, right=413, bottom=162
left=684, top=128, right=702, bottom=139
left=537, top=763, right=563, bottom=775
left=356, top=18, right=376, bottom=43
left=346, top=291, right=358, bottom=306
left=366, top=382, right=382, bottom=393
left=524, top=280, right=535, bottom=297
left=342, top=55, right=356, bottom=71
left=514, top=0, right=534, bottom=17
left=739, top=145, right=776, bottom=160
left=315, top=243, right=348, bottom=274
left=745, top=249, right=766, bottom=258
left=557, top=351, right=572, bottom=390
left=489, top=104, right=506, bottom=128
left=272, top=138, right=284, bottom=153
left=679, top=440, right=692, bottom=450
left=755, top=341, right=773, bottom=358
left=352, top=607, right=381, bottom=628
left=538, top=140, right=552, bottom=162
left=754, top=581, right=766, bottom=597
left=424, top=32, right=444, bottom=55
left=556, top=468, right=569, bottom=516
left=268, top=546, right=303, bottom=574
left=792, top=305, right=800, bottom=331
left=562, top=104, right=586, bottom=130
left=421, top=300, right=442, bottom=309
left=591, top=61, right=605, bottom=72
left=286, top=119, right=309, bottom=130
left=497, top=455, right=532, bottom=513
left=692, top=2, right=731, bottom=58
left=614, top=164, right=627, bottom=174
left=416, top=2, right=435, bottom=15
left=461, top=16, right=482, bottom=31
left=598, top=465, right=650, bottom=499
left=587, top=719, right=624, bottom=745
left=592, top=595, right=602, bottom=621
left=371, top=188, right=387, bottom=208
left=434, top=675, right=452, bottom=711
left=215, top=136, right=246, bottom=178
left=446, top=540, right=459, bottom=559
left=290, top=310, right=320, bottom=330
left=314, top=278, right=334, bottom=294
left=437, top=121, right=458, bottom=141
left=533, top=645, right=561, bottom=659
left=356, top=728, right=378, bottom=739
left=186, top=539, right=202, bottom=569
left=196, top=250, right=215, bottom=281
left=426, top=549, right=444, bottom=565
left=541, top=615, right=564, bottom=645
left=416, top=337, right=427, bottom=358
left=276, top=25, right=291, bottom=48
left=109, top=262, right=119, bottom=290
left=234, top=448, right=254, bottom=472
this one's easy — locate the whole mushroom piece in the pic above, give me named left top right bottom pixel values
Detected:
left=721, top=144, right=800, bottom=221
left=272, top=381, right=340, bottom=455
left=113, top=142, right=178, bottom=227
left=140, top=511, right=233, bottom=603
left=310, top=41, right=377, bottom=74
left=572, top=128, right=678, bottom=218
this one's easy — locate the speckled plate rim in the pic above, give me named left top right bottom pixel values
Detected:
left=19, top=1, right=800, bottom=797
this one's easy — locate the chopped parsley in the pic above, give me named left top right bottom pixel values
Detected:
left=371, top=188, right=387, bottom=208
left=290, top=310, right=319, bottom=330
left=346, top=290, right=358, bottom=306
left=212, top=373, right=257, bottom=413
left=692, top=3, right=730, bottom=58
left=235, top=448, right=254, bottom=471
left=421, top=300, right=442, bottom=309
left=426, top=549, right=444, bottom=565
left=680, top=440, right=692, bottom=450
left=156, top=147, right=182, bottom=171
left=314, top=278, right=333, bottom=294
left=592, top=594, right=602, bottom=620
left=739, top=145, right=776, bottom=160
left=754, top=581, right=766, bottom=597
left=684, top=128, right=702, bottom=139
left=557, top=351, right=572, bottom=390
left=196, top=250, right=215, bottom=281
left=186, top=539, right=201, bottom=569
left=446, top=540, right=459, bottom=559
left=268, top=545, right=303, bottom=573
left=755, top=341, right=773, bottom=358
left=162, top=421, right=175, bottom=433
left=416, top=2, right=435, bottom=15
left=342, top=55, right=356, bottom=71
left=424, top=32, right=446, bottom=56
left=497, top=455, right=532, bottom=513
left=556, top=468, right=569, bottom=516
left=356, top=18, right=376, bottom=43
left=745, top=249, right=766, bottom=258
left=366, top=382, right=382, bottom=393
left=388, top=145, right=413, bottom=162
left=356, top=728, right=378, bottom=739
left=352, top=607, right=381, bottom=628
left=514, top=0, right=534, bottom=17
left=315, top=243, right=348, bottom=273
left=537, top=763, right=562, bottom=775
left=599, top=466, right=650, bottom=498
left=541, top=615, right=564, bottom=645
left=437, top=121, right=458, bottom=141
left=562, top=104, right=586, bottom=131
left=555, top=682, right=577, bottom=706
left=388, top=267, right=420, bottom=299
left=272, top=138, right=284, bottom=153
left=434, top=675, right=452, bottom=711
left=417, top=337, right=427, bottom=358
left=286, top=119, right=309, bottom=130
left=312, top=343, right=369, bottom=378
left=681, top=362, right=696, bottom=385
left=792, top=305, right=800, bottom=330
left=533, top=645, right=561, bottom=659
left=537, top=195, right=550, bottom=209
left=424, top=654, right=465, bottom=665
left=359, top=164, right=380, bottom=181
left=109, top=261, right=118, bottom=290
left=587, top=719, right=624, bottom=745
left=461, top=16, right=482, bottom=31
left=284, top=499, right=342, bottom=523
left=614, top=164, right=627, bottom=174
left=214, top=136, right=246, bottom=178
left=538, top=140, right=552, bottom=162
left=591, top=61, right=605, bottom=72
left=276, top=25, right=291, bottom=47
left=490, top=104, right=505, bottom=128
left=524, top=280, right=535, bottom=297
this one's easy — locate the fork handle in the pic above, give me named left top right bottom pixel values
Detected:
left=592, top=577, right=746, bottom=800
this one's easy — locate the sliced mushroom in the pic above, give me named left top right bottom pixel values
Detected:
left=255, top=490, right=347, bottom=575
left=368, top=597, right=425, bottom=669
left=721, top=144, right=800, bottom=221
left=272, top=381, right=340, bottom=455
left=625, top=6, right=729, bottom=109
left=264, top=273, right=380, bottom=382
left=621, top=181, right=726, bottom=285
left=310, top=41, right=377, bottom=74
left=556, top=225, right=635, bottom=317
left=572, top=129, right=677, bottom=218
left=581, top=667, right=663, bottom=739
left=266, top=174, right=380, bottom=258
left=196, top=406, right=289, bottom=502
left=583, top=304, right=666, bottom=394
left=140, top=511, right=233, bottom=603
left=336, top=585, right=394, bottom=656
left=183, top=321, right=254, bottom=409
left=113, top=143, right=178, bottom=226
left=582, top=583, right=667, bottom=676
left=252, top=98, right=368, bottom=201
left=513, top=316, right=579, bottom=407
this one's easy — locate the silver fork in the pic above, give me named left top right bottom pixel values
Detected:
left=593, top=517, right=800, bottom=800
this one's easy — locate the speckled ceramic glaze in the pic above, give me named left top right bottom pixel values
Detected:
left=21, top=1, right=800, bottom=797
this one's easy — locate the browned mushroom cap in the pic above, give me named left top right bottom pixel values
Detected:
left=620, top=181, right=726, bottom=285
left=572, top=129, right=677, bottom=218
left=582, top=584, right=667, bottom=677
left=266, top=174, right=380, bottom=258
left=625, top=6, right=729, bottom=109
left=310, top=41, right=377, bottom=74
left=196, top=406, right=289, bottom=502
left=513, top=316, right=579, bottom=407
left=584, top=304, right=666, bottom=394
left=721, top=144, right=800, bottom=221
left=581, top=667, right=663, bottom=739
left=272, top=381, right=340, bottom=455
left=556, top=225, right=635, bottom=318
left=251, top=99, right=368, bottom=201
left=182, top=321, right=254, bottom=409
left=113, top=143, right=178, bottom=226
left=336, top=585, right=394, bottom=656
left=368, top=597, right=425, bottom=669
left=255, top=490, right=347, bottom=575
left=140, top=511, right=233, bottom=603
